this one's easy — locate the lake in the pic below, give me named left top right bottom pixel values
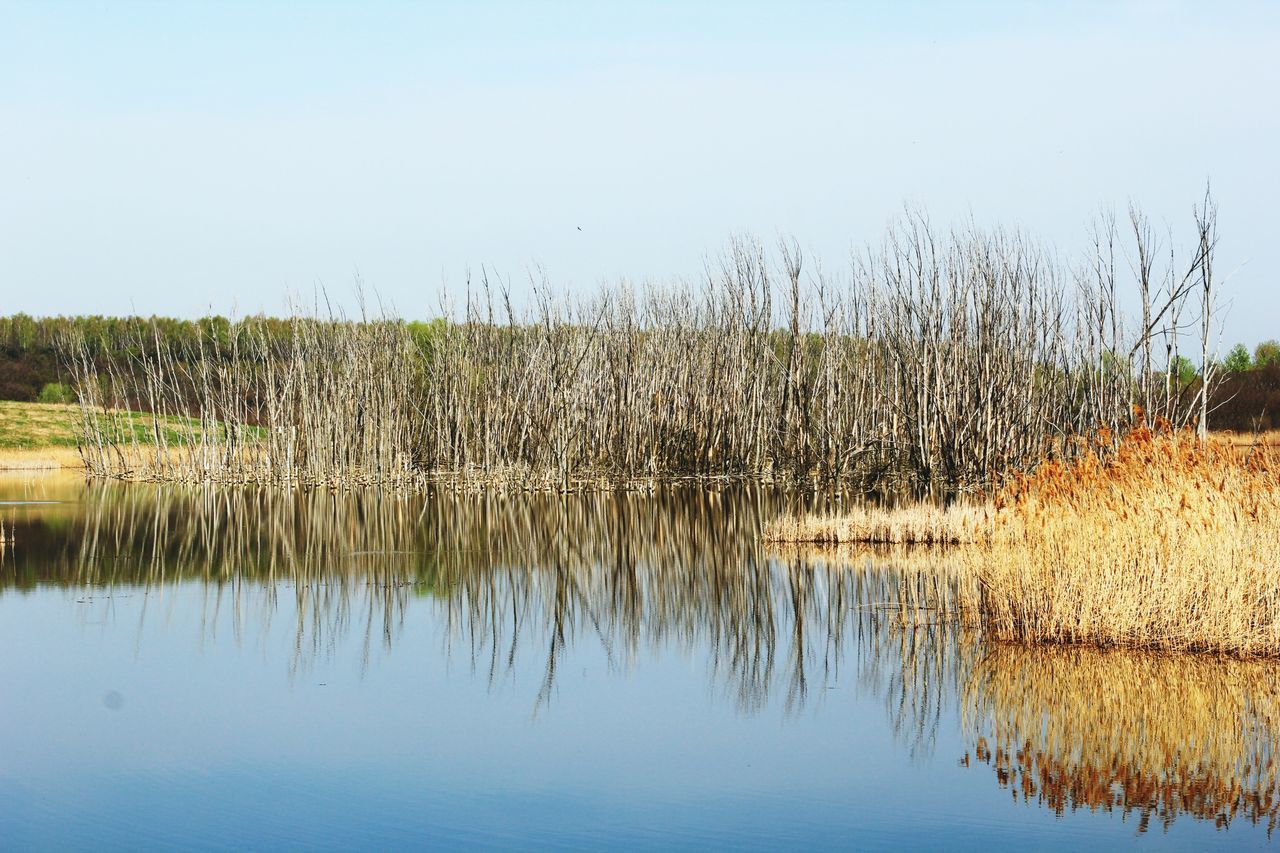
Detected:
left=0, top=472, right=1274, bottom=850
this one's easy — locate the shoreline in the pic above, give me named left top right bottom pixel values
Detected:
left=0, top=446, right=84, bottom=471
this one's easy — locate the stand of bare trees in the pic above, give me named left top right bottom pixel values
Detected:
left=65, top=198, right=1221, bottom=492
left=67, top=311, right=425, bottom=488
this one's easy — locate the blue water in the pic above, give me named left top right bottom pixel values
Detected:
left=0, top=475, right=1273, bottom=850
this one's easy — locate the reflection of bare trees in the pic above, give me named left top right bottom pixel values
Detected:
left=809, top=549, right=981, bottom=759
left=4, top=484, right=977, bottom=713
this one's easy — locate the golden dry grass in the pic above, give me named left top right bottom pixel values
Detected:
left=1214, top=429, right=1280, bottom=451
left=974, top=426, right=1280, bottom=656
left=762, top=502, right=987, bottom=545
left=962, top=644, right=1280, bottom=831
left=0, top=446, right=85, bottom=470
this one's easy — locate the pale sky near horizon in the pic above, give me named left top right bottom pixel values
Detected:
left=1, top=1, right=1277, bottom=346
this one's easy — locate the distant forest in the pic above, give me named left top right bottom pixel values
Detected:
left=2, top=313, right=1278, bottom=432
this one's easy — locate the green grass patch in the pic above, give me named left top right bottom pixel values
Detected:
left=0, top=401, right=249, bottom=450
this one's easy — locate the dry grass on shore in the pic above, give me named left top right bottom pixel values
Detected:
left=763, top=502, right=988, bottom=546
left=0, top=447, right=84, bottom=470
left=1214, top=429, right=1280, bottom=451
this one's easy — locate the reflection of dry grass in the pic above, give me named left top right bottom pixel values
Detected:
left=962, top=644, right=1280, bottom=833
left=974, top=427, right=1280, bottom=656
left=769, top=542, right=976, bottom=622
left=763, top=503, right=986, bottom=545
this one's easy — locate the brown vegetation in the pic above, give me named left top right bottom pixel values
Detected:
left=0, top=447, right=84, bottom=470
left=975, top=426, right=1280, bottom=656
left=1211, top=363, right=1280, bottom=432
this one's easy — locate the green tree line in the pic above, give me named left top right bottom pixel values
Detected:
left=1212, top=340, right=1280, bottom=431
left=0, top=314, right=445, bottom=404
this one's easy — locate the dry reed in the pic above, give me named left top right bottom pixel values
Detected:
left=975, top=426, right=1280, bottom=656
left=769, top=422, right=1280, bottom=657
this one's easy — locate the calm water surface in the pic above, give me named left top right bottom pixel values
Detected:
left=0, top=473, right=1275, bottom=850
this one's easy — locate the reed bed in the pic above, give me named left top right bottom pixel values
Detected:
left=768, top=422, right=1280, bottom=657
left=962, top=644, right=1280, bottom=832
left=63, top=200, right=1221, bottom=491
left=974, top=427, right=1280, bottom=656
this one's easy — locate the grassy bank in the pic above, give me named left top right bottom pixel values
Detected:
left=0, top=401, right=208, bottom=470
left=0, top=401, right=81, bottom=449
left=0, top=401, right=83, bottom=469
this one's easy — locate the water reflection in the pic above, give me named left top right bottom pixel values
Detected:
left=4, top=478, right=1279, bottom=837
left=5, top=482, right=968, bottom=713
left=961, top=644, right=1280, bottom=835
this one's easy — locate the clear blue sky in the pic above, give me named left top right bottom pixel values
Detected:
left=1, top=1, right=1276, bottom=346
